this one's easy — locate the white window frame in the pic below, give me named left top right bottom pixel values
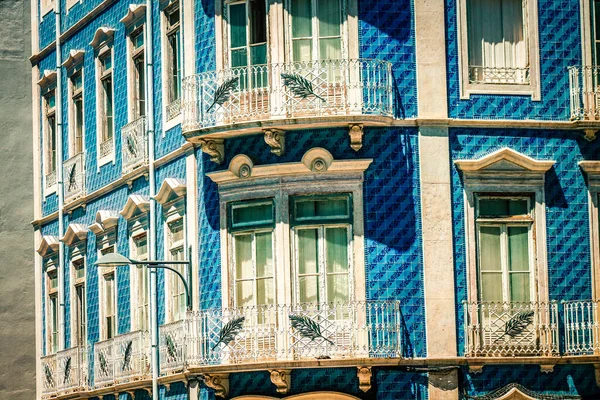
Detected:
left=127, top=26, right=147, bottom=122
left=163, top=197, right=187, bottom=323
left=456, top=0, right=541, bottom=99
left=128, top=217, right=149, bottom=331
left=69, top=250, right=87, bottom=348
left=43, top=87, right=57, bottom=196
left=580, top=161, right=600, bottom=300
left=97, top=231, right=117, bottom=340
left=95, top=45, right=116, bottom=168
left=40, top=0, right=55, bottom=18
left=45, top=258, right=59, bottom=355
left=68, top=68, right=85, bottom=157
left=161, top=0, right=183, bottom=131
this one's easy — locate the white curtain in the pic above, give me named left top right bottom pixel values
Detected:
left=468, top=0, right=527, bottom=82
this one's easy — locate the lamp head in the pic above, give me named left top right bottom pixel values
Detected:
left=95, top=252, right=132, bottom=267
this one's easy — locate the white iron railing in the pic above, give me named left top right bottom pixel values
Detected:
left=93, top=338, right=113, bottom=387
left=468, top=65, right=530, bottom=84
left=121, top=116, right=148, bottom=175
left=113, top=330, right=150, bottom=383
left=45, top=170, right=56, bottom=189
left=166, top=98, right=181, bottom=122
left=563, top=300, right=600, bottom=355
left=159, top=320, right=186, bottom=374
left=184, top=301, right=401, bottom=368
left=568, top=66, right=600, bottom=120
left=40, top=353, right=57, bottom=396
left=55, top=346, right=87, bottom=394
left=63, top=152, right=85, bottom=202
left=182, top=59, right=393, bottom=132
left=99, top=138, right=114, bottom=159
left=463, top=301, right=559, bottom=357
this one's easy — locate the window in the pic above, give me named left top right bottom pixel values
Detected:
left=457, top=0, right=540, bottom=98
left=475, top=196, right=533, bottom=303
left=131, top=233, right=149, bottom=331
left=69, top=70, right=84, bottom=155
left=46, top=266, right=59, bottom=354
left=129, top=29, right=146, bottom=120
left=290, top=0, right=342, bottom=62
left=228, top=0, right=267, bottom=69
left=229, top=200, right=275, bottom=309
left=163, top=4, right=182, bottom=121
left=72, top=258, right=87, bottom=347
left=102, top=271, right=116, bottom=340
left=97, top=49, right=114, bottom=161
left=166, top=217, right=186, bottom=321
left=43, top=89, right=57, bottom=180
left=98, top=230, right=117, bottom=340
left=291, top=195, right=352, bottom=304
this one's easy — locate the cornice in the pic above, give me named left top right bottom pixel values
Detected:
left=455, top=148, right=555, bottom=174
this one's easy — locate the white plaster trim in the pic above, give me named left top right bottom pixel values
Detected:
left=62, top=49, right=85, bottom=70
left=88, top=210, right=119, bottom=234
left=155, top=178, right=187, bottom=204
left=580, top=0, right=594, bottom=68
left=456, top=0, right=541, bottom=100
left=580, top=161, right=600, bottom=300
left=61, top=223, right=88, bottom=246
left=455, top=147, right=555, bottom=173
left=67, top=67, right=85, bottom=158
left=37, top=70, right=57, bottom=88
left=120, top=4, right=147, bottom=26
left=89, top=27, right=116, bottom=49
left=231, top=393, right=361, bottom=400
left=495, top=387, right=538, bottom=400
left=120, top=194, right=151, bottom=220
left=37, top=235, right=59, bottom=257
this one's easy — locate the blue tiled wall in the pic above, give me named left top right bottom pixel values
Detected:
left=450, top=128, right=600, bottom=353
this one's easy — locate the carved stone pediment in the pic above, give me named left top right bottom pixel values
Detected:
left=90, top=27, right=115, bottom=49
left=455, top=148, right=555, bottom=173
left=155, top=178, right=186, bottom=205
left=120, top=4, right=146, bottom=27
left=61, top=224, right=87, bottom=246
left=88, top=210, right=119, bottom=234
left=37, top=70, right=57, bottom=88
left=120, top=195, right=150, bottom=220
left=37, top=235, right=59, bottom=257
left=62, top=49, right=85, bottom=70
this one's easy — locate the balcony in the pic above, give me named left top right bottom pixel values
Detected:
left=63, top=152, right=85, bottom=202
left=93, top=330, right=150, bottom=388
left=463, top=301, right=559, bottom=357
left=182, top=59, right=393, bottom=136
left=563, top=300, right=600, bottom=356
left=165, top=301, right=401, bottom=371
left=121, top=116, right=148, bottom=175
left=40, top=346, right=88, bottom=397
left=568, top=66, right=600, bottom=120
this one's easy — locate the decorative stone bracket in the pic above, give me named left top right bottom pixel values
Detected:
left=269, top=369, right=292, bottom=394
left=540, top=364, right=555, bottom=374
left=264, top=129, right=286, bottom=156
left=357, top=366, right=372, bottom=392
left=199, top=139, right=225, bottom=164
left=583, top=129, right=599, bottom=142
left=200, top=373, right=230, bottom=398
left=468, top=364, right=484, bottom=374
left=349, top=124, right=364, bottom=151
left=595, top=364, right=600, bottom=387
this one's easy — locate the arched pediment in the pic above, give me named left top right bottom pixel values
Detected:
left=62, top=49, right=85, bottom=70
left=468, top=383, right=580, bottom=400
left=37, top=70, right=57, bottom=88
left=88, top=210, right=119, bottom=234
left=455, top=148, right=555, bottom=173
left=61, top=224, right=87, bottom=246
left=120, top=195, right=150, bottom=220
left=232, top=392, right=361, bottom=400
left=120, top=4, right=146, bottom=26
left=155, top=178, right=186, bottom=205
left=37, top=235, right=59, bottom=257
left=90, top=27, right=115, bottom=49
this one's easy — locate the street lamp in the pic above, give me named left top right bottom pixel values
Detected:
left=95, top=251, right=192, bottom=398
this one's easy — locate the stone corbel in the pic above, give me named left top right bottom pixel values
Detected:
left=201, top=373, right=229, bottom=398
left=357, top=366, right=372, bottom=392
left=595, top=364, right=600, bottom=387
left=124, top=390, right=135, bottom=398
left=143, top=387, right=152, bottom=397
left=540, top=364, right=555, bottom=374
left=583, top=129, right=598, bottom=142
left=349, top=124, right=364, bottom=152
left=199, top=139, right=225, bottom=164
left=468, top=364, right=484, bottom=374
left=264, top=129, right=286, bottom=156
left=269, top=369, right=291, bottom=394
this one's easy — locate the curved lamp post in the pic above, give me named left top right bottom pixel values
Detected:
left=95, top=251, right=192, bottom=397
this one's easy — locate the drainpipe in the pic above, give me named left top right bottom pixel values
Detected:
left=55, top=0, right=65, bottom=352
left=144, top=0, right=159, bottom=398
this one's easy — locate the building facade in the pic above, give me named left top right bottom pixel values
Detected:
left=31, top=0, right=600, bottom=399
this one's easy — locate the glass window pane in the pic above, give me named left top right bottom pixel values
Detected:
left=229, top=3, right=247, bottom=49
left=508, top=226, right=529, bottom=271
left=291, top=0, right=312, bottom=38
left=231, top=48, right=248, bottom=69
left=257, top=278, right=274, bottom=305
left=510, top=272, right=530, bottom=302
left=319, top=37, right=341, bottom=60
left=481, top=272, right=503, bottom=302
left=295, top=197, right=349, bottom=220
left=236, top=280, right=254, bottom=307
left=250, top=43, right=267, bottom=65
left=255, top=232, right=273, bottom=278
left=478, top=226, right=501, bottom=271
left=232, top=202, right=273, bottom=227
left=318, top=0, right=340, bottom=37
left=293, top=39, right=312, bottom=62
left=326, top=227, right=348, bottom=273
left=326, top=274, right=348, bottom=303
left=249, top=0, right=266, bottom=45
left=508, top=200, right=528, bottom=216
left=299, top=276, right=319, bottom=303
left=297, top=229, right=319, bottom=274
left=478, top=199, right=508, bottom=216
left=235, top=234, right=253, bottom=279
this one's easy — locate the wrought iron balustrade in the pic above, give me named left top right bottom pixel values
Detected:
left=468, top=65, right=530, bottom=84
left=40, top=353, right=57, bottom=396
left=182, top=59, right=393, bottom=132
left=93, top=338, right=113, bottom=387
left=159, top=319, right=186, bottom=374
left=63, top=152, right=85, bottom=202
left=99, top=137, right=114, bottom=159
left=463, top=301, right=559, bottom=357
left=568, top=66, right=600, bottom=120
left=166, top=98, right=181, bottom=122
left=55, top=345, right=88, bottom=394
left=563, top=300, right=600, bottom=355
left=121, top=116, right=148, bottom=175
left=113, top=330, right=150, bottom=383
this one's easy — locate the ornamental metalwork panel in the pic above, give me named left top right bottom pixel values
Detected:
left=563, top=300, right=600, bottom=355
left=463, top=301, right=559, bottom=357
left=468, top=65, right=530, bottom=85
left=40, top=353, right=57, bottom=395
left=63, top=152, right=85, bottom=203
left=113, top=330, right=150, bottom=384
left=93, top=338, right=113, bottom=387
left=56, top=345, right=87, bottom=394
left=121, top=116, right=148, bottom=175
left=159, top=319, right=186, bottom=374
left=568, top=66, right=600, bottom=120
left=98, top=138, right=114, bottom=159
